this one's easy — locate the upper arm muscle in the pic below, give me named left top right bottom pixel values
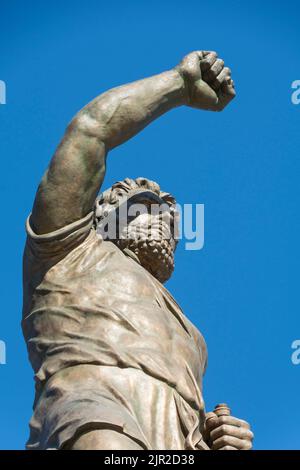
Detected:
left=30, top=125, right=107, bottom=234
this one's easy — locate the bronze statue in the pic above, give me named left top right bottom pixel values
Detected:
left=22, top=51, right=254, bottom=450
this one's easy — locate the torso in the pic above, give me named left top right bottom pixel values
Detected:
left=23, top=228, right=207, bottom=411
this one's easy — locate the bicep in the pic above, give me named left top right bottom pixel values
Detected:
left=31, top=125, right=107, bottom=234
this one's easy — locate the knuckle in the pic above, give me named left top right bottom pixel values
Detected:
left=206, top=411, right=217, bottom=419
left=222, top=435, right=232, bottom=446
left=220, top=424, right=229, bottom=434
left=230, top=416, right=241, bottom=425
left=240, top=419, right=250, bottom=428
left=218, top=416, right=227, bottom=425
left=238, top=428, right=248, bottom=439
left=212, top=437, right=225, bottom=449
left=243, top=440, right=253, bottom=450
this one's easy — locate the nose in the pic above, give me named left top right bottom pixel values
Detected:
left=159, top=210, right=173, bottom=224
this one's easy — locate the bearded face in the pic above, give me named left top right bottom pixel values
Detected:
left=114, top=209, right=177, bottom=283
left=96, top=191, right=178, bottom=283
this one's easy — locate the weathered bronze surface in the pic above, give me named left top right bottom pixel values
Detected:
left=22, top=51, right=253, bottom=450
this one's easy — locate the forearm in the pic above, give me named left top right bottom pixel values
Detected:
left=72, top=68, right=186, bottom=150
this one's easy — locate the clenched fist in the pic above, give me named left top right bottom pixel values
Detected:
left=175, top=50, right=235, bottom=111
left=204, top=410, right=254, bottom=450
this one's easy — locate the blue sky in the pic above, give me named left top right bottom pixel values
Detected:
left=0, top=0, right=299, bottom=450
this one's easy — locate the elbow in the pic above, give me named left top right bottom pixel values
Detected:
left=68, top=112, right=103, bottom=140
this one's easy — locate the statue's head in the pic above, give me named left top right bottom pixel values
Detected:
left=94, top=177, right=178, bottom=283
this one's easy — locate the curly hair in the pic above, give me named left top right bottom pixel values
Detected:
left=94, top=177, right=176, bottom=226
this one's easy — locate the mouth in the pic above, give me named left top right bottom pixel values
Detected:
left=123, top=220, right=176, bottom=250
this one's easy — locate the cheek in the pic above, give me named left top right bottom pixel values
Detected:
left=138, top=213, right=152, bottom=224
left=129, top=213, right=152, bottom=229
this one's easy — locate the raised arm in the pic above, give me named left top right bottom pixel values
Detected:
left=31, top=50, right=235, bottom=234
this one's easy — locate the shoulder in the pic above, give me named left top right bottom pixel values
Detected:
left=23, top=211, right=95, bottom=280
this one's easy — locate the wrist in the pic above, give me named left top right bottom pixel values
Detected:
left=173, top=66, right=191, bottom=106
left=164, top=67, right=188, bottom=107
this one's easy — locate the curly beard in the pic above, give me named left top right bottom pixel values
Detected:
left=114, top=237, right=174, bottom=283
left=112, top=221, right=176, bottom=283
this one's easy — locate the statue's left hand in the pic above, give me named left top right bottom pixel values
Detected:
left=204, top=412, right=254, bottom=450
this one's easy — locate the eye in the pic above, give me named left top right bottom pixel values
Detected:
left=127, top=214, right=136, bottom=223
left=136, top=198, right=152, bottom=211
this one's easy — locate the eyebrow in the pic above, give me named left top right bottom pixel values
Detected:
left=127, top=191, right=168, bottom=206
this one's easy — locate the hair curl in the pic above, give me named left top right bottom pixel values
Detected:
left=94, top=177, right=176, bottom=227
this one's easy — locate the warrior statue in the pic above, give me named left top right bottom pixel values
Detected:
left=22, top=51, right=254, bottom=450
